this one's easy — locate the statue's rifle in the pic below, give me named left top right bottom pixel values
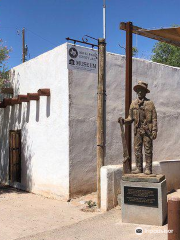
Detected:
left=119, top=118, right=131, bottom=174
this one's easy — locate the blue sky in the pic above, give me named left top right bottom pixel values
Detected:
left=1, top=0, right=180, bottom=69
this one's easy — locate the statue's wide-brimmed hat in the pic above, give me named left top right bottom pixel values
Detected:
left=133, top=81, right=150, bottom=93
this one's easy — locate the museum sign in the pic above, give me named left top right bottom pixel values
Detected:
left=67, top=44, right=98, bottom=73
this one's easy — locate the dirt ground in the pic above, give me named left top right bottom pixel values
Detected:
left=0, top=185, right=102, bottom=240
left=0, top=185, right=175, bottom=240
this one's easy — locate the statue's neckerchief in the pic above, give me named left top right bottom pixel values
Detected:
left=137, top=98, right=145, bottom=107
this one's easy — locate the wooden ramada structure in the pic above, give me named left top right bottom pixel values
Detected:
left=120, top=21, right=180, bottom=173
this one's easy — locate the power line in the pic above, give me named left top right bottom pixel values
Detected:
left=0, top=26, right=57, bottom=47
left=1, top=26, right=58, bottom=63
left=0, top=27, right=18, bottom=29
left=26, top=28, right=57, bottom=46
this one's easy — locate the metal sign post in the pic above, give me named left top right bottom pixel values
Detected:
left=103, top=0, right=106, bottom=40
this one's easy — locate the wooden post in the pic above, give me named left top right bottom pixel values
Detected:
left=168, top=197, right=180, bottom=240
left=22, top=28, right=25, bottom=63
left=97, top=38, right=106, bottom=208
left=125, top=22, right=132, bottom=172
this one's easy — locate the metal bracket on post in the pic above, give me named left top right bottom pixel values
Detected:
left=66, top=37, right=98, bottom=48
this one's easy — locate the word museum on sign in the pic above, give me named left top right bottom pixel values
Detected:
left=69, top=59, right=97, bottom=69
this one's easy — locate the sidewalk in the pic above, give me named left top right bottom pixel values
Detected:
left=18, top=209, right=168, bottom=240
left=0, top=185, right=168, bottom=240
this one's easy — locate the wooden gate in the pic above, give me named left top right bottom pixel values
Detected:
left=9, top=130, right=21, bottom=182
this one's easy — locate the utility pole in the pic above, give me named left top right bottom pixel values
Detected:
left=97, top=38, right=106, bottom=208
left=103, top=0, right=107, bottom=165
left=22, top=28, right=25, bottom=63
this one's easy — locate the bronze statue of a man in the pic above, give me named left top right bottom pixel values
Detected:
left=119, top=81, right=157, bottom=175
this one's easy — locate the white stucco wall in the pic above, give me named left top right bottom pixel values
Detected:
left=0, top=43, right=70, bottom=198
left=0, top=43, right=180, bottom=199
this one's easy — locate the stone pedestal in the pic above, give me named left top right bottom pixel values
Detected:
left=121, top=174, right=167, bottom=226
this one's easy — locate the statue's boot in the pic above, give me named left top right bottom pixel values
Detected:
left=144, top=155, right=152, bottom=175
left=132, top=155, right=143, bottom=174
left=132, top=168, right=142, bottom=174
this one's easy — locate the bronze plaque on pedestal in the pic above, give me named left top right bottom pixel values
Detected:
left=124, top=186, right=158, bottom=208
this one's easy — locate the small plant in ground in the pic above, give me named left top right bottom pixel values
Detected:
left=85, top=200, right=96, bottom=208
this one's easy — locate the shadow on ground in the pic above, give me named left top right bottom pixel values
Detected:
left=0, top=184, right=27, bottom=195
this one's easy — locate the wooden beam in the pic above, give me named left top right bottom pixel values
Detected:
left=120, top=22, right=180, bottom=47
left=18, top=95, right=29, bottom=103
left=38, top=89, right=50, bottom=96
left=27, top=93, right=40, bottom=101
left=125, top=22, right=132, bottom=173
left=3, top=98, right=12, bottom=107
left=0, top=102, right=6, bottom=108
left=11, top=98, right=20, bottom=105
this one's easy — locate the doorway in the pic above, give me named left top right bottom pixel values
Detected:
left=9, top=130, right=21, bottom=183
